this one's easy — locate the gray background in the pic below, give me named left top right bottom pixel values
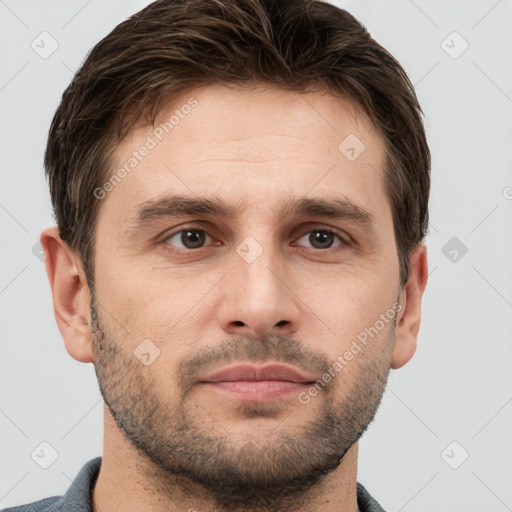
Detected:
left=1, top=1, right=511, bottom=510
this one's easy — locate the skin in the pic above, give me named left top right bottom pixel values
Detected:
left=42, top=82, right=428, bottom=512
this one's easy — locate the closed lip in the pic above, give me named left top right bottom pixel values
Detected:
left=199, top=364, right=316, bottom=384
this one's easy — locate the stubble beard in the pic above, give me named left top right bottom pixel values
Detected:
left=90, top=297, right=394, bottom=511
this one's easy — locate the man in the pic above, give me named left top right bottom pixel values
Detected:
left=4, top=0, right=429, bottom=510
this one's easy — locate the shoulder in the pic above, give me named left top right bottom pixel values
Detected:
left=357, top=481, right=387, bottom=512
left=1, top=456, right=101, bottom=512
left=1, top=496, right=62, bottom=512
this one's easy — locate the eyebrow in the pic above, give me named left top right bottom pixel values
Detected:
left=131, top=194, right=376, bottom=232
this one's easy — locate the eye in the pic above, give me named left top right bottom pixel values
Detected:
left=161, top=225, right=348, bottom=253
left=164, top=227, right=214, bottom=250
left=293, top=228, right=347, bottom=250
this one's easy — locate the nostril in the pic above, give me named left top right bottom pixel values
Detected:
left=276, top=320, right=288, bottom=327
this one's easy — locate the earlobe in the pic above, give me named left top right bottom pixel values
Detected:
left=391, top=244, right=428, bottom=369
left=41, top=227, right=94, bottom=363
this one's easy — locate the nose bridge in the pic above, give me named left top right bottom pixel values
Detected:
left=236, top=234, right=283, bottom=300
left=216, top=231, right=301, bottom=336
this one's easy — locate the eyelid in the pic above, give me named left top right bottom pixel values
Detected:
left=161, top=225, right=217, bottom=248
left=159, top=223, right=351, bottom=252
left=291, top=225, right=351, bottom=248
left=289, top=219, right=350, bottom=238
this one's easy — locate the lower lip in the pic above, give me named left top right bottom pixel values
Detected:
left=200, top=380, right=311, bottom=401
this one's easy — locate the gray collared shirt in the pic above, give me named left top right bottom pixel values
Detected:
left=1, top=457, right=386, bottom=511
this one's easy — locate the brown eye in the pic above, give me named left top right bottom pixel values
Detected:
left=165, top=228, right=210, bottom=249
left=295, top=229, right=345, bottom=250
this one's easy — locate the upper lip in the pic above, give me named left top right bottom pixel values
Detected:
left=199, top=364, right=316, bottom=384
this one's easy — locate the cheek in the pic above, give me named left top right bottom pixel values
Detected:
left=93, top=260, right=215, bottom=361
left=298, top=267, right=397, bottom=354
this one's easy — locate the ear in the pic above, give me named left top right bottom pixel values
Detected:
left=40, top=227, right=94, bottom=363
left=391, top=243, right=428, bottom=369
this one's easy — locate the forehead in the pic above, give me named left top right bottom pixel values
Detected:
left=98, top=82, right=389, bottom=229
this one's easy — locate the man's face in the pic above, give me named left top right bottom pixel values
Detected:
left=90, top=83, right=401, bottom=507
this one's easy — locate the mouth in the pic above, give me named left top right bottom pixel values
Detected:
left=197, top=364, right=316, bottom=402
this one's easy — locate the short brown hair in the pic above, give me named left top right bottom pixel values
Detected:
left=45, top=0, right=430, bottom=290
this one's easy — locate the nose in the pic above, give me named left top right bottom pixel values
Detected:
left=216, top=240, right=301, bottom=337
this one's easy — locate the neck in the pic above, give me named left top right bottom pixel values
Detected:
left=92, top=406, right=361, bottom=512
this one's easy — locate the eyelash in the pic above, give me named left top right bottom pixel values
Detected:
left=160, top=225, right=350, bottom=253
